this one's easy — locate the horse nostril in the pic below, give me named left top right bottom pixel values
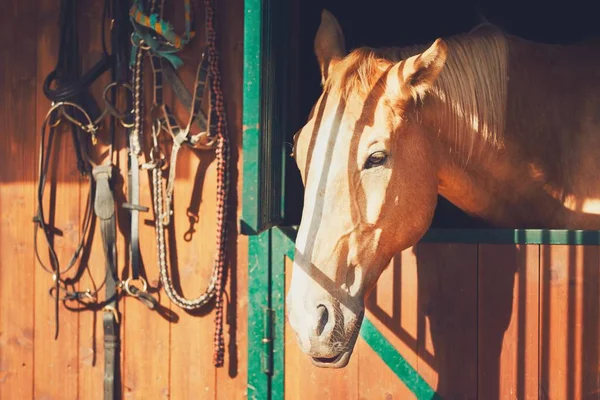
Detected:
left=316, top=304, right=329, bottom=336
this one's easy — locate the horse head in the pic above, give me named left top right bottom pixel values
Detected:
left=286, top=9, right=448, bottom=368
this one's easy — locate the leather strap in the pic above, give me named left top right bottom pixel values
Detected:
left=91, top=165, right=119, bottom=400
left=33, top=107, right=95, bottom=339
left=44, top=56, right=112, bottom=102
left=124, top=49, right=149, bottom=283
left=123, top=137, right=148, bottom=281
left=125, top=2, right=147, bottom=284
left=124, top=0, right=159, bottom=311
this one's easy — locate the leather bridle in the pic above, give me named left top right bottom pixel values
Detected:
left=34, top=1, right=156, bottom=398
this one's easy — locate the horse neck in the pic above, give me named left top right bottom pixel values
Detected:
left=416, top=33, right=600, bottom=228
left=410, top=31, right=530, bottom=225
left=417, top=29, right=509, bottom=161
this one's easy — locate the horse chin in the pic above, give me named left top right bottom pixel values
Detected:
left=311, top=349, right=353, bottom=368
left=310, top=311, right=364, bottom=369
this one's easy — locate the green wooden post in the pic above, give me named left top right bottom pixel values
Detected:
left=270, top=228, right=296, bottom=400
left=243, top=0, right=270, bottom=398
left=243, top=0, right=293, bottom=397
left=248, top=231, right=271, bottom=400
left=242, top=0, right=263, bottom=236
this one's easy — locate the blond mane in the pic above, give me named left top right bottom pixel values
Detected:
left=323, top=27, right=510, bottom=162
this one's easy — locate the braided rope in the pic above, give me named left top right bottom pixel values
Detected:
left=204, top=0, right=229, bottom=367
left=131, top=46, right=145, bottom=156
left=149, top=4, right=219, bottom=310
left=128, top=0, right=229, bottom=367
left=138, top=0, right=229, bottom=366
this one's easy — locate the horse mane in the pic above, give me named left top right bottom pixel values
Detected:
left=324, top=26, right=510, bottom=163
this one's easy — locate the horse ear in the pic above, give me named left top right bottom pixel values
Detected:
left=314, top=9, right=346, bottom=85
left=387, top=38, right=448, bottom=101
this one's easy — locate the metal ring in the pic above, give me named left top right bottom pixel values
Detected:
left=120, top=119, right=135, bottom=129
left=102, top=81, right=135, bottom=121
left=49, top=108, right=63, bottom=128
left=130, top=32, right=151, bottom=51
left=124, top=277, right=148, bottom=297
left=55, top=101, right=98, bottom=135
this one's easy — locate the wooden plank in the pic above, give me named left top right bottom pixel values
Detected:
left=33, top=0, right=82, bottom=397
left=582, top=247, right=599, bottom=400
left=0, top=0, right=37, bottom=397
left=416, top=243, right=478, bottom=399
left=539, top=245, right=599, bottom=399
left=478, top=244, right=540, bottom=399
left=168, top=131, right=217, bottom=399
left=358, top=250, right=418, bottom=399
left=284, top=256, right=359, bottom=400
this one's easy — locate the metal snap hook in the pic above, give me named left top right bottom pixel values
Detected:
left=130, top=32, right=151, bottom=51
left=190, top=130, right=218, bottom=150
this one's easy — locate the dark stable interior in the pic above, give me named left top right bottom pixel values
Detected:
left=283, top=0, right=600, bottom=228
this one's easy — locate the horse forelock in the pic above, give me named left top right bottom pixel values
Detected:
left=323, top=48, right=392, bottom=101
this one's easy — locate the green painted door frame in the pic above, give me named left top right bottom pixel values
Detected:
left=243, top=0, right=287, bottom=397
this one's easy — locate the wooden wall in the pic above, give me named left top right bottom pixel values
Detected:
left=284, top=243, right=600, bottom=399
left=0, top=0, right=247, bottom=399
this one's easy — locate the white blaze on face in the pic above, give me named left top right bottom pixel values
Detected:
left=286, top=99, right=363, bottom=355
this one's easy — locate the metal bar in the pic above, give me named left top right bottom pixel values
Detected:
left=421, top=228, right=600, bottom=245
left=274, top=226, right=600, bottom=246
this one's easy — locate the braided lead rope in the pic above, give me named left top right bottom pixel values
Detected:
left=149, top=120, right=220, bottom=310
left=204, top=0, right=230, bottom=367
left=137, top=0, right=218, bottom=309
left=145, top=0, right=230, bottom=367
left=130, top=0, right=159, bottom=157
left=130, top=45, right=145, bottom=156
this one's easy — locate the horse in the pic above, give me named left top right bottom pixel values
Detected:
left=286, top=9, right=600, bottom=368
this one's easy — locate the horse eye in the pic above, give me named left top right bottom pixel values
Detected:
left=364, top=151, right=388, bottom=169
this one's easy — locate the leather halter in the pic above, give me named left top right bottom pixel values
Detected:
left=128, top=0, right=230, bottom=366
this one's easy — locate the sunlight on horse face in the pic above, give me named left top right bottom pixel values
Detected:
left=286, top=10, right=447, bottom=367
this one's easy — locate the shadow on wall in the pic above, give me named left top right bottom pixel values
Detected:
left=366, top=243, right=599, bottom=398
